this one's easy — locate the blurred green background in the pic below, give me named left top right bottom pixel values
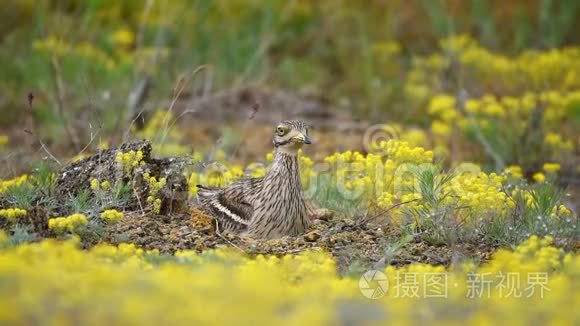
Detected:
left=0, top=0, right=578, bottom=179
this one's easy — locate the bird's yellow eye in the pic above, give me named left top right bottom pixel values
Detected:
left=276, top=126, right=287, bottom=136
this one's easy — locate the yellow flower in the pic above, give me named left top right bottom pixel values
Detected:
left=116, top=150, right=145, bottom=174
left=428, top=95, right=456, bottom=118
left=431, top=120, right=451, bottom=136
left=542, top=163, right=560, bottom=174
left=110, top=27, right=135, bottom=47
left=152, top=198, right=162, bottom=214
left=90, top=179, right=100, bottom=191
left=532, top=172, right=546, bottom=183
left=192, top=151, right=203, bottom=163
left=0, top=175, right=28, bottom=194
left=142, top=173, right=167, bottom=203
left=32, top=35, right=69, bottom=56
left=98, top=140, right=109, bottom=149
left=551, top=204, right=572, bottom=220
left=100, top=209, right=124, bottom=223
left=48, top=214, right=88, bottom=235
left=504, top=165, right=523, bottom=178
left=0, top=208, right=27, bottom=223
left=0, top=235, right=575, bottom=324
left=372, top=41, right=401, bottom=57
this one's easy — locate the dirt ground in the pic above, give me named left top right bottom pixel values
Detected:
left=104, top=210, right=499, bottom=273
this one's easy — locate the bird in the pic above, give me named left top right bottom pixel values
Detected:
left=194, top=120, right=313, bottom=239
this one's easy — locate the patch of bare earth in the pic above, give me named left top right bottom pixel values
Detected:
left=105, top=210, right=498, bottom=273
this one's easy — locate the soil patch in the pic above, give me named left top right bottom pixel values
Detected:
left=105, top=211, right=499, bottom=273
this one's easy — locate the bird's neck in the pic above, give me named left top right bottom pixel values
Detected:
left=249, top=148, right=309, bottom=238
left=265, top=150, right=301, bottom=185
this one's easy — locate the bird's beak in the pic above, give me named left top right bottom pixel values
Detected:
left=303, top=134, right=312, bottom=144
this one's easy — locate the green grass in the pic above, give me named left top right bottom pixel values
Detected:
left=309, top=174, right=367, bottom=218
left=487, top=183, right=579, bottom=246
left=2, top=1, right=580, bottom=129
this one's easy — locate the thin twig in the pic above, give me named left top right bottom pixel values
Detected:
left=122, top=106, right=148, bottom=142
left=215, top=223, right=246, bottom=253
left=157, top=65, right=208, bottom=149
left=69, top=128, right=102, bottom=165
left=50, top=56, right=80, bottom=150
left=24, top=129, right=62, bottom=166
left=132, top=184, right=146, bottom=217
left=135, top=0, right=155, bottom=79
left=457, top=89, right=505, bottom=171
left=358, top=199, right=419, bottom=225
left=230, top=103, right=261, bottom=159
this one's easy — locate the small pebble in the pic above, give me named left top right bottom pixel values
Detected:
left=304, top=231, right=320, bottom=242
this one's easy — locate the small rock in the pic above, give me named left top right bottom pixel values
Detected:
left=294, top=237, right=306, bottom=246
left=304, top=231, right=320, bottom=242
left=195, top=242, right=205, bottom=252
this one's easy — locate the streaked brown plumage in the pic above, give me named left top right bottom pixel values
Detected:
left=194, top=120, right=312, bottom=239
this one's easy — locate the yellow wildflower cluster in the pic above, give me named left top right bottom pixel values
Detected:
left=48, top=214, right=89, bottom=235
left=142, top=173, right=166, bottom=197
left=444, top=171, right=512, bottom=216
left=0, top=235, right=577, bottom=324
left=324, top=150, right=382, bottom=201
left=184, top=140, right=573, bottom=228
left=504, top=165, right=524, bottom=179
left=484, top=236, right=565, bottom=273
left=100, top=209, right=125, bottom=224
left=428, top=92, right=577, bottom=152
left=188, top=150, right=314, bottom=197
left=0, top=175, right=28, bottom=194
left=402, top=35, right=580, bottom=166
left=189, top=164, right=245, bottom=196
left=542, top=162, right=561, bottom=174
left=110, top=27, right=135, bottom=48
left=32, top=29, right=170, bottom=74
left=509, top=188, right=572, bottom=222
left=115, top=150, right=145, bottom=174
left=245, top=162, right=267, bottom=178
left=0, top=208, right=27, bottom=223
left=551, top=205, right=572, bottom=221
left=142, top=172, right=167, bottom=214
left=379, top=140, right=434, bottom=163
left=90, top=178, right=110, bottom=191
left=437, top=35, right=580, bottom=91
left=323, top=140, right=434, bottom=206
left=533, top=172, right=546, bottom=183
left=544, top=132, right=574, bottom=153
left=428, top=91, right=580, bottom=164
left=532, top=162, right=561, bottom=183
left=147, top=197, right=162, bottom=214
left=298, top=150, right=316, bottom=186
left=32, top=35, right=115, bottom=69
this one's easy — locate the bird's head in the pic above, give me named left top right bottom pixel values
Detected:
left=273, top=120, right=312, bottom=154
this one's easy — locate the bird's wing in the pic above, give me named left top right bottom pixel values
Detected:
left=195, top=177, right=261, bottom=232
